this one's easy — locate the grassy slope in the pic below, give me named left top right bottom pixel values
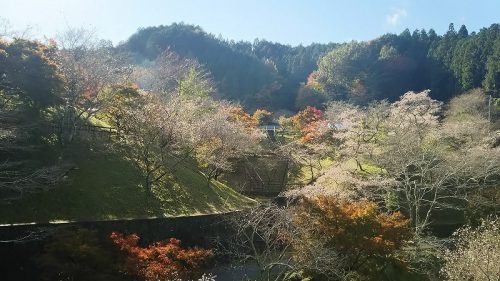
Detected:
left=0, top=141, right=255, bottom=224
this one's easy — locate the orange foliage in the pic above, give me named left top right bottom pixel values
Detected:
left=294, top=196, right=409, bottom=258
left=110, top=232, right=213, bottom=281
left=291, top=106, right=327, bottom=143
left=224, top=105, right=258, bottom=128
left=252, top=108, right=272, bottom=126
left=306, top=71, right=324, bottom=92
left=292, top=106, right=323, bottom=129
left=300, top=119, right=329, bottom=144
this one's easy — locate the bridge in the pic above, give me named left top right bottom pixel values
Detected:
left=258, top=125, right=279, bottom=141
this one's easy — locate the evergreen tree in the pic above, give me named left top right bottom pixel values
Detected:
left=458, top=24, right=469, bottom=38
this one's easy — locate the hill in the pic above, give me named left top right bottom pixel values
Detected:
left=121, top=23, right=500, bottom=111
left=120, top=23, right=336, bottom=111
left=0, top=140, right=255, bottom=224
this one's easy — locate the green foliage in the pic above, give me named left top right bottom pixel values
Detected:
left=295, top=85, right=326, bottom=110
left=431, top=23, right=500, bottom=95
left=378, top=44, right=399, bottom=60
left=0, top=38, right=63, bottom=108
left=122, top=22, right=500, bottom=110
left=313, top=41, right=373, bottom=100
left=178, top=67, right=213, bottom=99
left=0, top=39, right=66, bottom=200
left=483, top=37, right=500, bottom=96
left=121, top=23, right=336, bottom=111
left=250, top=40, right=336, bottom=82
left=310, top=33, right=433, bottom=103
left=122, top=24, right=278, bottom=109
left=309, top=23, right=500, bottom=105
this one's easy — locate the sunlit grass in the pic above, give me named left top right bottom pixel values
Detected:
left=0, top=141, right=255, bottom=224
left=292, top=157, right=334, bottom=185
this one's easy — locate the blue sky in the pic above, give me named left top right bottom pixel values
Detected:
left=1, top=0, right=499, bottom=45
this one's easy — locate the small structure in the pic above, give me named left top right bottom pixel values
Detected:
left=259, top=124, right=280, bottom=142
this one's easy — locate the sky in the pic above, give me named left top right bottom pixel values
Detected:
left=1, top=0, right=499, bottom=46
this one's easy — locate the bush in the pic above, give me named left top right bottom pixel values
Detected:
left=110, top=232, right=213, bottom=281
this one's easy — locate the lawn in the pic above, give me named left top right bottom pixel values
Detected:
left=0, top=141, right=256, bottom=224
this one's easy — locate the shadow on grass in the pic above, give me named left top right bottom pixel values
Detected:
left=153, top=162, right=256, bottom=216
left=0, top=141, right=254, bottom=224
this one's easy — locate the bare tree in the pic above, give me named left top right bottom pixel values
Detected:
left=326, top=100, right=389, bottom=171
left=55, top=27, right=97, bottom=51
left=275, top=122, right=332, bottom=186
left=376, top=91, right=500, bottom=235
left=104, top=49, right=246, bottom=193
left=110, top=93, right=192, bottom=192
left=321, top=91, right=500, bottom=237
left=221, top=201, right=352, bottom=281
left=220, top=203, right=296, bottom=281
left=285, top=164, right=395, bottom=204
left=0, top=111, right=67, bottom=200
left=441, top=88, right=491, bottom=148
left=133, top=50, right=214, bottom=98
left=0, top=17, right=35, bottom=39
left=0, top=17, right=12, bottom=38
left=193, top=104, right=262, bottom=183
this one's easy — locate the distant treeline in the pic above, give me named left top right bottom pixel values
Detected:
left=121, top=23, right=500, bottom=111
left=120, top=23, right=336, bottom=111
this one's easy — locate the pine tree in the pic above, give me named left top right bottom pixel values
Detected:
left=458, top=24, right=469, bottom=38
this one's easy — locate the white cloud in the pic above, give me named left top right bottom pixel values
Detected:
left=386, top=8, right=407, bottom=27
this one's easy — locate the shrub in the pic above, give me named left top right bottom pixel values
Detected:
left=110, top=232, right=213, bottom=281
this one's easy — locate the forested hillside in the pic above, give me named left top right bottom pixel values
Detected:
left=122, top=23, right=500, bottom=111
left=120, top=23, right=336, bottom=111
left=308, top=23, right=500, bottom=104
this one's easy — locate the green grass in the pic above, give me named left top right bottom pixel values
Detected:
left=292, top=158, right=334, bottom=185
left=343, top=159, right=386, bottom=175
left=0, top=141, right=255, bottom=224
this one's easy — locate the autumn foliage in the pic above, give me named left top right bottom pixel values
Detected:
left=252, top=108, right=273, bottom=125
left=224, top=105, right=258, bottom=128
left=224, top=105, right=273, bottom=128
left=292, top=196, right=410, bottom=275
left=291, top=106, right=327, bottom=143
left=295, top=196, right=409, bottom=253
left=110, top=232, right=213, bottom=281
